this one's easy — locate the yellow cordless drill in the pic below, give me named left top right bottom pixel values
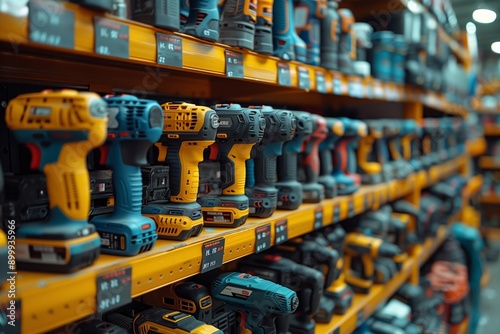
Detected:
left=356, top=119, right=384, bottom=184
left=5, top=89, right=107, bottom=272
left=142, top=102, right=219, bottom=240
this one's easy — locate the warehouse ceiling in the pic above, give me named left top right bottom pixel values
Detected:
left=450, top=0, right=500, bottom=53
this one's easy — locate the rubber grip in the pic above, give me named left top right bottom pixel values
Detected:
left=246, top=158, right=256, bottom=188
left=273, top=0, right=288, bottom=33
left=319, top=148, right=333, bottom=175
left=220, top=143, right=254, bottom=195
left=167, top=141, right=209, bottom=203
left=44, top=143, right=91, bottom=222
left=346, top=140, right=357, bottom=173
left=254, top=154, right=277, bottom=187
left=246, top=313, right=277, bottom=334
left=277, top=151, right=297, bottom=182
left=111, top=164, right=143, bottom=215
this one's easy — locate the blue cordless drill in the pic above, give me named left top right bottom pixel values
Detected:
left=91, top=94, right=162, bottom=256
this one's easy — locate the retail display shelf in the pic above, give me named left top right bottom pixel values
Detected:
left=479, top=156, right=500, bottom=170
left=0, top=155, right=466, bottom=334
left=315, top=225, right=450, bottom=334
left=0, top=4, right=466, bottom=115
left=422, top=155, right=466, bottom=188
left=484, top=125, right=500, bottom=136
left=463, top=175, right=484, bottom=198
left=467, top=137, right=487, bottom=157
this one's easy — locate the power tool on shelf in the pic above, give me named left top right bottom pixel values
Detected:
left=294, top=0, right=327, bottom=66
left=366, top=298, right=421, bottom=334
left=254, top=0, right=274, bottom=53
left=131, top=0, right=181, bottom=31
left=351, top=22, right=373, bottom=77
left=400, top=119, right=423, bottom=172
left=142, top=102, right=219, bottom=241
left=344, top=232, right=405, bottom=293
left=332, top=117, right=367, bottom=195
left=276, top=111, right=313, bottom=210
left=356, top=119, right=384, bottom=185
left=141, top=166, right=170, bottom=205
left=245, top=106, right=296, bottom=218
left=392, top=199, right=426, bottom=244
left=69, top=318, right=129, bottom=334
left=297, top=113, right=327, bottom=203
left=272, top=0, right=306, bottom=61
left=219, top=0, right=257, bottom=49
left=338, top=8, right=356, bottom=74
left=198, top=103, right=265, bottom=227
left=90, top=94, right=162, bottom=256
left=370, top=31, right=394, bottom=82
left=322, top=225, right=354, bottom=314
left=69, top=0, right=114, bottom=11
left=318, top=117, right=344, bottom=198
left=182, top=0, right=220, bottom=41
left=238, top=253, right=323, bottom=334
left=211, top=272, right=299, bottom=334
left=320, top=0, right=340, bottom=70
left=386, top=120, right=413, bottom=180
left=104, top=301, right=223, bottom=333
left=4, top=89, right=107, bottom=272
left=139, top=281, right=213, bottom=323
left=420, top=118, right=441, bottom=168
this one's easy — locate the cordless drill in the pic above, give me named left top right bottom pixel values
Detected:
left=344, top=232, right=404, bottom=293
left=400, top=119, right=423, bottom=172
left=211, top=272, right=299, bottom=334
left=239, top=253, right=324, bottom=334
left=104, top=301, right=223, bottom=333
left=5, top=89, right=107, bottom=272
left=338, top=8, right=356, bottom=74
left=272, top=0, right=307, bottom=61
left=332, top=118, right=367, bottom=195
left=320, top=0, right=340, bottom=70
left=90, top=95, right=162, bottom=256
left=182, top=0, right=220, bottom=41
left=392, top=200, right=426, bottom=244
left=297, top=113, right=327, bottom=203
left=387, top=120, right=413, bottom=180
left=356, top=120, right=384, bottom=185
left=245, top=106, right=296, bottom=218
left=255, top=0, right=274, bottom=53
left=380, top=122, right=400, bottom=181
left=198, top=104, right=265, bottom=227
left=142, top=102, right=219, bottom=240
left=294, top=0, right=327, bottom=66
left=140, top=281, right=213, bottom=323
left=219, top=0, right=257, bottom=49
left=322, top=225, right=353, bottom=314
left=318, top=117, right=344, bottom=198
left=276, top=111, right=313, bottom=210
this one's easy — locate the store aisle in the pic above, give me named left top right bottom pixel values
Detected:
left=477, top=241, right=500, bottom=334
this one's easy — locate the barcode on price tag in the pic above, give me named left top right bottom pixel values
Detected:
left=96, top=267, right=132, bottom=313
left=156, top=33, right=182, bottom=67
left=94, top=17, right=129, bottom=59
left=201, top=238, right=225, bottom=273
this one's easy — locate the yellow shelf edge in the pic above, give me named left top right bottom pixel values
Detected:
left=479, top=156, right=500, bottom=170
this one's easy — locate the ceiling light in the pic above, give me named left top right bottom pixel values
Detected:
left=473, top=8, right=496, bottom=24
left=491, top=41, right=500, bottom=54
left=466, top=22, right=477, bottom=33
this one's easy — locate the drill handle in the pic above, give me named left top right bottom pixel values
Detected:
left=277, top=151, right=298, bottom=182
left=301, top=144, right=320, bottom=182
left=219, top=143, right=254, bottom=195
left=319, top=147, right=333, bottom=175
left=254, top=152, right=278, bottom=187
left=246, top=158, right=256, bottom=188
left=346, top=140, right=358, bottom=173
left=242, top=311, right=277, bottom=334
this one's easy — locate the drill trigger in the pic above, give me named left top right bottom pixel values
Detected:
left=26, top=143, right=42, bottom=170
left=209, top=143, right=220, bottom=161
left=99, top=146, right=109, bottom=165
left=238, top=310, right=247, bottom=330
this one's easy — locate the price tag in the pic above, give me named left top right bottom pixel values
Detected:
left=201, top=238, right=225, bottom=273
left=366, top=81, right=374, bottom=98
left=255, top=224, right=271, bottom=253
left=156, top=33, right=182, bottom=68
left=298, top=67, right=311, bottom=90
left=29, top=0, right=75, bottom=49
left=332, top=76, right=342, bottom=94
left=275, top=219, right=288, bottom=245
left=314, top=207, right=323, bottom=230
left=94, top=17, right=129, bottom=59
left=225, top=50, right=244, bottom=78
left=0, top=299, right=21, bottom=333
left=373, top=82, right=384, bottom=99
left=316, top=71, right=327, bottom=93
left=277, top=62, right=292, bottom=86
left=348, top=79, right=362, bottom=98
left=96, top=267, right=132, bottom=313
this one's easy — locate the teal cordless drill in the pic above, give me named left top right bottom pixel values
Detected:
left=318, top=117, right=344, bottom=198
left=91, top=94, right=162, bottom=256
left=272, top=0, right=307, bottom=61
left=294, top=0, right=327, bottom=65
left=246, top=106, right=296, bottom=218
left=276, top=111, right=313, bottom=210
left=182, top=0, right=220, bottom=41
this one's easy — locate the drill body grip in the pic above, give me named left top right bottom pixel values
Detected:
left=219, top=143, right=254, bottom=195
left=222, top=0, right=257, bottom=20
left=277, top=149, right=298, bottom=181
left=254, top=142, right=282, bottom=187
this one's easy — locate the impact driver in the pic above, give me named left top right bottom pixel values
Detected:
left=297, top=113, right=327, bottom=203
left=211, top=272, right=299, bottom=334
left=318, top=117, right=344, bottom=199
left=332, top=118, right=367, bottom=195
left=276, top=111, right=313, bottom=210
left=182, top=0, right=220, bottom=41
left=91, top=94, right=162, bottom=256
left=344, top=232, right=405, bottom=293
left=142, top=102, right=219, bottom=240
left=5, top=89, right=107, bottom=272
left=219, top=0, right=257, bottom=49
left=246, top=106, right=296, bottom=218
left=294, top=0, right=327, bottom=66
left=198, top=104, right=265, bottom=227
